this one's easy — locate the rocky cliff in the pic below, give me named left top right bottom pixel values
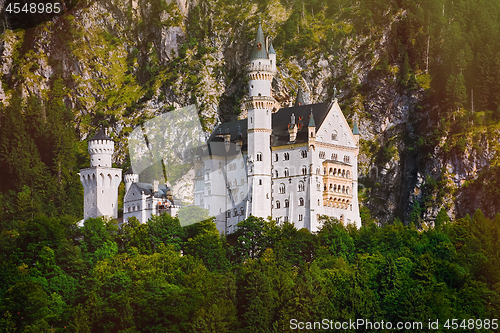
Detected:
left=1, top=0, right=498, bottom=224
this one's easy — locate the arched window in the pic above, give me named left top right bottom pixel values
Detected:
left=301, top=150, right=307, bottom=158
left=316, top=168, right=320, bottom=175
left=298, top=182, right=304, bottom=191
left=318, top=199, right=320, bottom=206
left=332, top=131, right=338, bottom=140
left=283, top=152, right=290, bottom=160
left=279, top=183, right=285, bottom=194
left=274, top=170, right=279, bottom=178
left=342, top=170, right=346, bottom=177
left=233, top=208, right=238, bottom=217
left=317, top=183, right=321, bottom=190
left=301, top=166, right=307, bottom=175
left=346, top=186, right=350, bottom=194
left=276, top=201, right=280, bottom=209
left=256, top=152, right=263, bottom=161
left=324, top=183, right=327, bottom=191
left=329, top=168, right=333, bottom=175
left=299, top=197, right=304, bottom=206
left=298, top=214, right=303, bottom=221
left=284, top=199, right=289, bottom=208
left=330, top=184, right=333, bottom=190
left=226, top=210, right=231, bottom=218
left=346, top=171, right=350, bottom=178
left=259, top=179, right=262, bottom=185
left=241, top=207, right=245, bottom=215
left=275, top=153, right=279, bottom=161
left=284, top=168, right=289, bottom=177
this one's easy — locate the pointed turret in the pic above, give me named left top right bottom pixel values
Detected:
left=308, top=110, right=316, bottom=147
left=251, top=20, right=268, bottom=60
left=295, top=86, right=306, bottom=106
left=268, top=40, right=275, bottom=54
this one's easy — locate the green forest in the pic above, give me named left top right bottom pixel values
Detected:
left=1, top=211, right=500, bottom=332
left=1, top=0, right=500, bottom=331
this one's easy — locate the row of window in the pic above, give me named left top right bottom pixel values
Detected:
left=276, top=214, right=303, bottom=223
left=273, top=166, right=308, bottom=178
left=324, top=168, right=351, bottom=178
left=318, top=151, right=350, bottom=163
left=324, top=184, right=350, bottom=194
left=275, top=197, right=304, bottom=208
left=226, top=207, right=245, bottom=217
left=324, top=198, right=351, bottom=210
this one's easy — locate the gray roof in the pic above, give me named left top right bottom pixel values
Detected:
left=90, top=129, right=112, bottom=141
left=204, top=102, right=332, bottom=155
left=250, top=22, right=268, bottom=60
left=268, top=40, right=275, bottom=54
left=294, top=86, right=306, bottom=106
left=308, top=111, right=316, bottom=127
left=125, top=166, right=137, bottom=175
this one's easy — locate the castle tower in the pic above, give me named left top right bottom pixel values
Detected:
left=243, top=19, right=276, bottom=218
left=124, top=167, right=139, bottom=193
left=80, top=129, right=122, bottom=220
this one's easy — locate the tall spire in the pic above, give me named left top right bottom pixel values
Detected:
left=268, top=39, right=275, bottom=54
left=295, top=85, right=305, bottom=106
left=308, top=109, right=315, bottom=127
left=251, top=18, right=268, bottom=60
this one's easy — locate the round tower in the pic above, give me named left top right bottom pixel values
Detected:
left=124, top=166, right=139, bottom=193
left=243, top=19, right=276, bottom=218
left=88, top=129, right=114, bottom=167
left=80, top=128, right=122, bottom=221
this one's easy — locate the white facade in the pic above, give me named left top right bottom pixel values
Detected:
left=122, top=180, right=179, bottom=224
left=194, top=22, right=361, bottom=233
left=80, top=130, right=122, bottom=220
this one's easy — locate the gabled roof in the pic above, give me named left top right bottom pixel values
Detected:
left=90, top=128, right=112, bottom=141
left=271, top=102, right=330, bottom=146
left=124, top=182, right=181, bottom=205
left=204, top=102, right=333, bottom=153
left=204, top=119, right=248, bottom=157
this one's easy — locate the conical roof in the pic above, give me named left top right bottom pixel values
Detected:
left=250, top=21, right=268, bottom=60
left=308, top=110, right=316, bottom=127
left=90, top=128, right=112, bottom=141
left=268, top=40, right=275, bottom=54
left=294, top=86, right=306, bottom=106
left=125, top=166, right=137, bottom=175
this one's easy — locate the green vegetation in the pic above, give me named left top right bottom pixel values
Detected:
left=0, top=212, right=499, bottom=332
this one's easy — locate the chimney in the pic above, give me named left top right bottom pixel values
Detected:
left=152, top=179, right=159, bottom=193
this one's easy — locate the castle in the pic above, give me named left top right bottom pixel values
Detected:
left=193, top=21, right=361, bottom=234
left=80, top=20, right=361, bottom=232
left=79, top=130, right=179, bottom=224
